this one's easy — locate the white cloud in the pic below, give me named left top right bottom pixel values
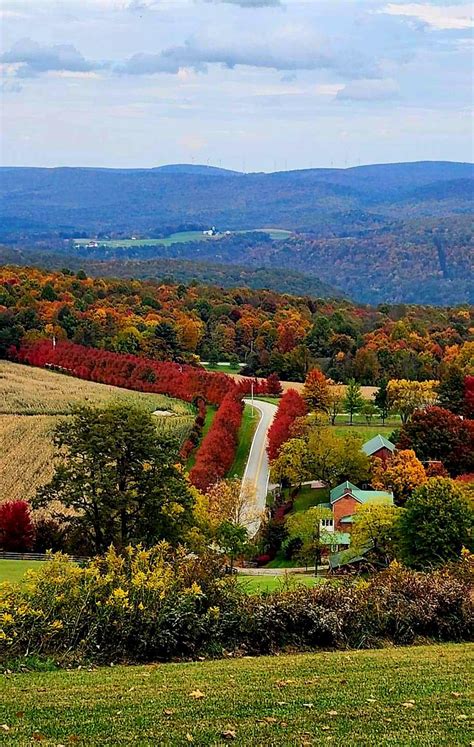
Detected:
left=336, top=78, right=400, bottom=101
left=381, top=3, right=473, bottom=31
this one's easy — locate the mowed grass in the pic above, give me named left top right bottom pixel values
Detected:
left=228, top=403, right=260, bottom=478
left=0, top=361, right=194, bottom=502
left=0, top=644, right=471, bottom=745
left=0, top=560, right=45, bottom=584
left=74, top=228, right=292, bottom=249
left=237, top=574, right=320, bottom=593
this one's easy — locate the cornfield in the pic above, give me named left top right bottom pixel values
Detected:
left=0, top=362, right=195, bottom=503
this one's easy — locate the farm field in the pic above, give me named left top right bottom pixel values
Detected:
left=0, top=644, right=471, bottom=745
left=74, top=228, right=292, bottom=248
left=0, top=362, right=194, bottom=502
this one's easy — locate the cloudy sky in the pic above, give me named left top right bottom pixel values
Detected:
left=1, top=0, right=472, bottom=170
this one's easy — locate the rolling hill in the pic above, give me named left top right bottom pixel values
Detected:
left=0, top=161, right=472, bottom=304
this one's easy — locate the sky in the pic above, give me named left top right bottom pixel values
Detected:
left=1, top=0, right=473, bottom=171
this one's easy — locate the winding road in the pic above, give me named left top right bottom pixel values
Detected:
left=241, top=398, right=278, bottom=536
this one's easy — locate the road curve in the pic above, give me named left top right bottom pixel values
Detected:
left=241, top=398, right=278, bottom=536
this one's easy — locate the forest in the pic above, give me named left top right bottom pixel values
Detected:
left=1, top=265, right=472, bottom=384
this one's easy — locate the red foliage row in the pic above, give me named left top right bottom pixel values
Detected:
left=465, top=376, right=474, bottom=418
left=267, top=389, right=308, bottom=461
left=12, top=340, right=234, bottom=405
left=189, top=392, right=244, bottom=491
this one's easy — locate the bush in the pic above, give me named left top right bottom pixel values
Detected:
left=0, top=500, right=35, bottom=552
left=1, top=548, right=472, bottom=666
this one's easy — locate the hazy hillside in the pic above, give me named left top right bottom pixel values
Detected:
left=0, top=161, right=472, bottom=304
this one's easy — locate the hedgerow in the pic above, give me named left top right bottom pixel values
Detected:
left=0, top=548, right=471, bottom=666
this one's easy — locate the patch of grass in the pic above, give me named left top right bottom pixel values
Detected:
left=332, top=425, right=396, bottom=441
left=0, top=560, right=45, bottom=584
left=228, top=404, right=260, bottom=479
left=0, top=644, right=471, bottom=745
left=292, top=486, right=330, bottom=513
left=74, top=231, right=212, bottom=248
left=254, top=395, right=282, bottom=405
left=237, top=574, right=320, bottom=593
left=202, top=363, right=242, bottom=374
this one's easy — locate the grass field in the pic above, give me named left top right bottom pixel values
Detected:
left=0, top=644, right=471, bottom=745
left=228, top=404, right=260, bottom=478
left=0, top=362, right=194, bottom=502
left=74, top=228, right=292, bottom=249
left=0, top=559, right=45, bottom=584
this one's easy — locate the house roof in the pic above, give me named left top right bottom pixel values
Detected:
left=362, top=434, right=395, bottom=456
left=320, top=531, right=351, bottom=546
left=330, top=482, right=394, bottom=506
left=329, top=481, right=359, bottom=502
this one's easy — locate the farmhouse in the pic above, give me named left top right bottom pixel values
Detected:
left=321, top=481, right=394, bottom=535
left=362, top=434, right=395, bottom=462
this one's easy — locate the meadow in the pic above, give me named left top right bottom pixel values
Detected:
left=0, top=644, right=471, bottom=745
left=0, top=362, right=194, bottom=502
left=74, top=228, right=292, bottom=248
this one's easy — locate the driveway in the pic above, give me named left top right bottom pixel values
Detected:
left=241, top=398, right=278, bottom=536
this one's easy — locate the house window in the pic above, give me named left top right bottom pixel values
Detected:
left=330, top=544, right=339, bottom=552
left=321, top=519, right=334, bottom=527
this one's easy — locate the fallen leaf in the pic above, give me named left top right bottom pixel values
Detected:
left=163, top=709, right=174, bottom=716
left=186, top=734, right=194, bottom=743
left=302, top=703, right=314, bottom=709
left=32, top=734, right=46, bottom=742
left=402, top=702, right=415, bottom=708
left=189, top=689, right=205, bottom=700
left=451, top=692, right=461, bottom=698
left=321, top=726, right=330, bottom=731
left=457, top=714, right=468, bottom=720
left=277, top=701, right=288, bottom=706
left=328, top=710, right=338, bottom=716
left=367, top=698, right=377, bottom=703
left=1, top=725, right=10, bottom=732
left=264, top=717, right=278, bottom=723
left=221, top=730, right=237, bottom=740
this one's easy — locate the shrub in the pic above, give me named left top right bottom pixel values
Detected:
left=0, top=500, right=35, bottom=552
left=1, top=549, right=471, bottom=666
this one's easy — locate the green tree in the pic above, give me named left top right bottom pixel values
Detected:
left=398, top=478, right=473, bottom=568
left=34, top=403, right=195, bottom=553
left=216, top=521, right=249, bottom=571
left=438, top=364, right=466, bottom=415
left=271, top=438, right=309, bottom=489
left=343, top=379, right=364, bottom=424
left=361, top=400, right=377, bottom=425
left=285, top=506, right=333, bottom=573
left=306, top=427, right=370, bottom=487
left=374, top=379, right=390, bottom=425
left=351, top=503, right=402, bottom=563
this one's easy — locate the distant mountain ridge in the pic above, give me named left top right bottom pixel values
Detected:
left=0, top=160, right=472, bottom=305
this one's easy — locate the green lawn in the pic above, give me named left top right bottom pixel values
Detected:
left=292, top=486, right=329, bottom=513
left=202, top=363, right=242, bottom=374
left=254, top=395, right=282, bottom=405
left=0, top=644, right=471, bottom=745
left=74, top=229, right=292, bottom=249
left=237, top=574, right=320, bottom=593
left=0, top=559, right=45, bottom=584
left=228, top=404, right=260, bottom=479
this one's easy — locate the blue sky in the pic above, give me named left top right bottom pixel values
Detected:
left=1, top=0, right=472, bottom=170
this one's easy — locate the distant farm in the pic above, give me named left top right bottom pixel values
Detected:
left=74, top=228, right=293, bottom=249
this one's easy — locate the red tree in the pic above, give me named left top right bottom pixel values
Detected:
left=0, top=501, right=35, bottom=552
left=266, top=373, right=283, bottom=396
left=465, top=376, right=474, bottom=418
left=398, top=406, right=474, bottom=476
left=267, top=389, right=307, bottom=461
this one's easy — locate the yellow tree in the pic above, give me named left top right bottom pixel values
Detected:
left=387, top=379, right=438, bottom=423
left=372, top=449, right=427, bottom=505
left=271, top=438, right=309, bottom=488
left=351, top=503, right=403, bottom=561
left=303, top=368, right=331, bottom=413
left=328, top=385, right=345, bottom=425
left=204, top=478, right=262, bottom=531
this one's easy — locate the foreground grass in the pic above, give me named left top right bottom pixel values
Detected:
left=0, top=644, right=471, bottom=745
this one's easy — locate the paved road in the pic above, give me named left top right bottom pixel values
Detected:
left=241, top=398, right=278, bottom=536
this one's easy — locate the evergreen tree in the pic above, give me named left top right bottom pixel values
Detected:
left=374, top=379, right=390, bottom=424
left=438, top=364, right=466, bottom=415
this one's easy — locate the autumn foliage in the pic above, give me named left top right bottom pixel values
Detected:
left=10, top=340, right=247, bottom=491
left=267, top=389, right=308, bottom=461
left=0, top=500, right=35, bottom=552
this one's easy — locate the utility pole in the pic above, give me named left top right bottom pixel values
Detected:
left=251, top=380, right=254, bottom=415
